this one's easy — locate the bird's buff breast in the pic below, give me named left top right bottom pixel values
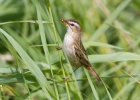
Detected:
left=63, top=34, right=82, bottom=67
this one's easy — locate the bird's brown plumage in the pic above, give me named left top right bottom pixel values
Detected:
left=62, top=19, right=101, bottom=82
left=73, top=39, right=101, bottom=82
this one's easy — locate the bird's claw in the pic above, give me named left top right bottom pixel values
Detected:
left=62, top=73, right=72, bottom=81
left=56, top=46, right=62, bottom=51
left=62, top=76, right=69, bottom=81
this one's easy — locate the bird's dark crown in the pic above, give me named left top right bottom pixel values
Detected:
left=67, top=19, right=80, bottom=25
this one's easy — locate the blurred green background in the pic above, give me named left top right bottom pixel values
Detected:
left=0, top=0, right=140, bottom=100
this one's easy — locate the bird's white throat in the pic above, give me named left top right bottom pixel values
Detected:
left=67, top=26, right=73, bottom=34
left=63, top=27, right=75, bottom=58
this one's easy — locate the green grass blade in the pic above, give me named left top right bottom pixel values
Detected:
left=84, top=68, right=99, bottom=100
left=89, top=52, right=140, bottom=63
left=102, top=81, right=113, bottom=100
left=0, top=28, right=55, bottom=99
left=84, top=42, right=122, bottom=49
left=89, top=0, right=132, bottom=41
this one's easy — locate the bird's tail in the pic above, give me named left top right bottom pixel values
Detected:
left=86, top=66, right=101, bottom=82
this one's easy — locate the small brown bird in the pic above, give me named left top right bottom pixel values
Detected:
left=60, top=19, right=101, bottom=82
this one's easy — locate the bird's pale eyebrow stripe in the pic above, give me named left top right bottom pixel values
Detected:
left=68, top=19, right=79, bottom=24
left=69, top=22, right=79, bottom=27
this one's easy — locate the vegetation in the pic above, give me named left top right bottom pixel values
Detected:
left=0, top=0, right=140, bottom=99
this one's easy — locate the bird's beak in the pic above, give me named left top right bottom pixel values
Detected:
left=61, top=19, right=70, bottom=26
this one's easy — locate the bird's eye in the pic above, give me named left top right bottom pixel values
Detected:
left=70, top=24, right=74, bottom=26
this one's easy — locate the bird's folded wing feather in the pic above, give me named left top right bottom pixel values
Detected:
left=73, top=41, right=91, bottom=67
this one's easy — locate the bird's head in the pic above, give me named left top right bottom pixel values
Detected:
left=61, top=19, right=81, bottom=33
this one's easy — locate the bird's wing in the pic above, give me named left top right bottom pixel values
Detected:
left=73, top=40, right=91, bottom=67
left=73, top=40, right=101, bottom=82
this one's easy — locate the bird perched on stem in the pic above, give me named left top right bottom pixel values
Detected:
left=57, top=19, right=101, bottom=82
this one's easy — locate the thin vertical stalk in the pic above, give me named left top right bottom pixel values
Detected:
left=48, top=7, right=71, bottom=100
